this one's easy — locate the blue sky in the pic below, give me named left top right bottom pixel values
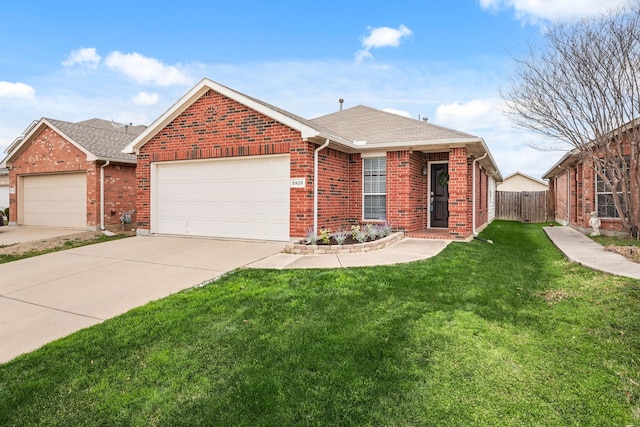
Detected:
left=0, top=0, right=632, bottom=178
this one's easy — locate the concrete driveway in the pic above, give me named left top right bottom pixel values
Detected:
left=0, top=225, right=84, bottom=245
left=0, top=235, right=284, bottom=363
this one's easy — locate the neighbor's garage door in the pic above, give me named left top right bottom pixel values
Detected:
left=22, top=173, right=86, bottom=228
left=154, top=155, right=290, bottom=241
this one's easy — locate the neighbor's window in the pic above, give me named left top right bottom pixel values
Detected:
left=363, top=157, right=386, bottom=220
left=595, top=158, right=629, bottom=218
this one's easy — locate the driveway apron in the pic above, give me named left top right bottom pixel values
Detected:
left=0, top=236, right=284, bottom=363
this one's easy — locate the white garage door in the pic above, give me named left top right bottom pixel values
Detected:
left=154, top=155, right=290, bottom=241
left=22, top=173, right=86, bottom=228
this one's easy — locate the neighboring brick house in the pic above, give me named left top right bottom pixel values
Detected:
left=543, top=146, right=633, bottom=235
left=4, top=118, right=145, bottom=230
left=124, top=78, right=502, bottom=241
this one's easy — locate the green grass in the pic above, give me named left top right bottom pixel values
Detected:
left=1, top=221, right=638, bottom=426
left=0, top=233, right=131, bottom=264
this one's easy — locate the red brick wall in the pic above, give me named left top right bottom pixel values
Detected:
left=101, top=163, right=138, bottom=226
left=549, top=161, right=627, bottom=233
left=316, top=148, right=350, bottom=232
left=348, top=153, right=362, bottom=225
left=386, top=151, right=427, bottom=232
left=135, top=89, right=315, bottom=238
left=8, top=125, right=135, bottom=228
left=290, top=141, right=315, bottom=237
left=448, top=147, right=471, bottom=239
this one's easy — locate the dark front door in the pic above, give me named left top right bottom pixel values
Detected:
left=430, top=163, right=449, bottom=228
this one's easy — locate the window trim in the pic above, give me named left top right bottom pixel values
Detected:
left=595, top=158, right=629, bottom=219
left=362, top=156, right=387, bottom=221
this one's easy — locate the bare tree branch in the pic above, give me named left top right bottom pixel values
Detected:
left=503, top=2, right=640, bottom=237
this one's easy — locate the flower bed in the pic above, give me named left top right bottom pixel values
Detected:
left=284, top=232, right=404, bottom=255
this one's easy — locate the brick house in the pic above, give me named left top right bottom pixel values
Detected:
left=124, top=78, right=502, bottom=241
left=4, top=118, right=145, bottom=230
left=543, top=147, right=632, bottom=235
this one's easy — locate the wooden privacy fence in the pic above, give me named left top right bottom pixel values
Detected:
left=496, top=191, right=550, bottom=223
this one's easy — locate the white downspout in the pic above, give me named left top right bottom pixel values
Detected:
left=314, top=139, right=330, bottom=236
left=472, top=153, right=488, bottom=236
left=100, top=161, right=115, bottom=236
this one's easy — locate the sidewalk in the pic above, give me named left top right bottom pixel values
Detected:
left=543, top=226, right=640, bottom=280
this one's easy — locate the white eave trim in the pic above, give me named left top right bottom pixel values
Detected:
left=95, top=157, right=137, bottom=165
left=4, top=118, right=95, bottom=163
left=351, top=137, right=481, bottom=151
left=542, top=150, right=577, bottom=179
left=123, top=78, right=321, bottom=154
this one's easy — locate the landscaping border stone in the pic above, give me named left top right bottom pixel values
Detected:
left=284, top=232, right=404, bottom=255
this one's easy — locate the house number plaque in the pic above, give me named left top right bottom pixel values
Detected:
left=290, top=178, right=306, bottom=188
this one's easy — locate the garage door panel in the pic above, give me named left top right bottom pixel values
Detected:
left=155, top=156, right=290, bottom=241
left=22, top=174, right=86, bottom=228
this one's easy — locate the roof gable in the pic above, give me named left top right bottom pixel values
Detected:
left=502, top=171, right=547, bottom=186
left=119, top=77, right=502, bottom=180
left=123, top=78, right=344, bottom=154
left=6, top=118, right=141, bottom=164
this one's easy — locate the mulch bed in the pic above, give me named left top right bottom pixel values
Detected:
left=605, top=245, right=640, bottom=263
left=302, top=235, right=383, bottom=246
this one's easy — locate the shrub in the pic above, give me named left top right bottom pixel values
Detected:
left=351, top=225, right=368, bottom=243
left=332, top=229, right=349, bottom=245
left=319, top=228, right=332, bottom=245
left=365, top=224, right=377, bottom=241
left=377, top=222, right=392, bottom=238
left=305, top=228, right=318, bottom=245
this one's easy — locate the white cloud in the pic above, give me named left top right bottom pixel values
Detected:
left=479, top=0, right=633, bottom=23
left=382, top=108, right=412, bottom=118
left=105, top=51, right=193, bottom=86
left=434, top=97, right=566, bottom=177
left=0, top=81, right=35, bottom=99
left=0, top=59, right=563, bottom=179
left=62, top=47, right=101, bottom=69
left=355, top=25, right=412, bottom=63
left=435, top=98, right=504, bottom=131
left=132, top=91, right=159, bottom=106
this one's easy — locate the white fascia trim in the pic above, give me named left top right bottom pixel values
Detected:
left=354, top=137, right=481, bottom=152
left=123, top=80, right=212, bottom=154
left=208, top=80, right=320, bottom=140
left=542, top=150, right=577, bottom=179
left=475, top=138, right=503, bottom=182
left=123, top=78, right=321, bottom=154
left=5, top=119, right=39, bottom=154
left=360, top=150, right=388, bottom=158
left=45, top=119, right=96, bottom=161
left=95, top=157, right=137, bottom=165
left=5, top=118, right=95, bottom=163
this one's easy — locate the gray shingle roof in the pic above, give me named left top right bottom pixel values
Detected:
left=311, top=105, right=478, bottom=145
left=219, top=84, right=352, bottom=145
left=47, top=118, right=146, bottom=162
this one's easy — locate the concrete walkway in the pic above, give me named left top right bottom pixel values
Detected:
left=247, top=238, right=450, bottom=269
left=544, top=226, right=640, bottom=280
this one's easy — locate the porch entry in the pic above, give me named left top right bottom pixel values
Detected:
left=430, top=162, right=449, bottom=228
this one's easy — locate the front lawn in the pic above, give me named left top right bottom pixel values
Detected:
left=1, top=221, right=638, bottom=425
